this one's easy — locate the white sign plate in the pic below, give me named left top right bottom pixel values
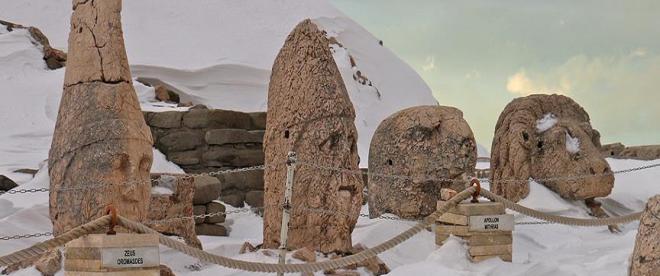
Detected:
left=469, top=214, right=514, bottom=232
left=101, top=246, right=159, bottom=268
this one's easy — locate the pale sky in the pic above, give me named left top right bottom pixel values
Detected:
left=332, top=0, right=660, bottom=148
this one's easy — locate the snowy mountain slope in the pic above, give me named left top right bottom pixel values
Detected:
left=0, top=0, right=437, bottom=166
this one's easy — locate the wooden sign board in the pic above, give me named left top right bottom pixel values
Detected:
left=435, top=200, right=513, bottom=263
left=468, top=214, right=514, bottom=232
left=65, top=233, right=160, bottom=275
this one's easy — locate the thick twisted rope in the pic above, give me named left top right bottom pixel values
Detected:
left=480, top=189, right=642, bottom=225
left=0, top=216, right=111, bottom=267
left=118, top=186, right=477, bottom=274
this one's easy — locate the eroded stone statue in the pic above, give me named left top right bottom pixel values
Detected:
left=262, top=19, right=362, bottom=253
left=49, top=0, right=153, bottom=236
left=368, top=105, right=477, bottom=219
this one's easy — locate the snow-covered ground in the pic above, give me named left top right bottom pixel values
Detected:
left=1, top=1, right=659, bottom=275
left=1, top=158, right=658, bottom=276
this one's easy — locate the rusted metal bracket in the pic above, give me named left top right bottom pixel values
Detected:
left=470, top=178, right=481, bottom=203
left=105, top=205, right=118, bottom=235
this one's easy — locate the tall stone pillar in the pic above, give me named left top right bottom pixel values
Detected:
left=49, top=0, right=153, bottom=235
left=262, top=19, right=363, bottom=253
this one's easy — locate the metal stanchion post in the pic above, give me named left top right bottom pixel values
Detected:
left=278, top=152, right=296, bottom=276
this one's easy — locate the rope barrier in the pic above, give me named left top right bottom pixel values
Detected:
left=0, top=216, right=111, bottom=267
left=480, top=189, right=642, bottom=226
left=118, top=186, right=477, bottom=273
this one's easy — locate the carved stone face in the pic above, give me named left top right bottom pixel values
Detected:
left=530, top=119, right=614, bottom=199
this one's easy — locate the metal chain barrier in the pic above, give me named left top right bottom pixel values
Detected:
left=0, top=232, right=52, bottom=241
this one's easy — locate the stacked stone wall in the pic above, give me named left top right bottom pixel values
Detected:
left=144, top=106, right=266, bottom=208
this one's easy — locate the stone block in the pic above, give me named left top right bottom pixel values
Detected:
left=193, top=205, right=206, bottom=224
left=208, top=109, right=253, bottom=129
left=182, top=109, right=210, bottom=128
left=206, top=201, right=226, bottom=223
left=220, top=193, right=245, bottom=208
left=195, top=224, right=227, bottom=236
left=245, top=190, right=264, bottom=208
left=193, top=175, right=222, bottom=205
left=202, top=148, right=264, bottom=167
left=158, top=130, right=203, bottom=152
left=249, top=112, right=267, bottom=129
left=146, top=111, right=183, bottom=128
left=169, top=150, right=200, bottom=165
left=205, top=129, right=264, bottom=145
left=222, top=170, right=264, bottom=191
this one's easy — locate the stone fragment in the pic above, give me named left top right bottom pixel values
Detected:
left=0, top=20, right=67, bottom=70
left=619, top=145, right=660, bottom=161
left=0, top=175, right=18, bottom=191
left=239, top=242, right=258, bottom=254
left=193, top=205, right=206, bottom=224
left=146, top=176, right=202, bottom=249
left=245, top=190, right=264, bottom=208
left=146, top=111, right=183, bottom=129
left=368, top=105, right=477, bottom=219
left=155, top=86, right=170, bottom=102
left=292, top=247, right=316, bottom=262
left=49, top=0, right=153, bottom=236
left=351, top=244, right=390, bottom=275
left=159, top=265, right=175, bottom=276
left=193, top=175, right=222, bottom=204
left=601, top=142, right=626, bottom=157
left=195, top=223, right=228, bottom=236
left=205, top=201, right=227, bottom=223
left=34, top=249, right=62, bottom=276
left=263, top=19, right=363, bottom=253
left=205, top=129, right=264, bottom=145
left=182, top=108, right=210, bottom=128
left=490, top=94, right=613, bottom=202
left=630, top=195, right=660, bottom=276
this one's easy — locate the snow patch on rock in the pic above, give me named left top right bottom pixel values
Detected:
left=565, top=132, right=580, bottom=153
left=536, top=113, right=558, bottom=133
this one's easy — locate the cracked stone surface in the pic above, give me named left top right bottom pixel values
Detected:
left=630, top=195, right=660, bottom=276
left=262, top=19, right=362, bottom=253
left=49, top=0, right=153, bottom=237
left=490, top=94, right=613, bottom=202
left=368, top=105, right=477, bottom=219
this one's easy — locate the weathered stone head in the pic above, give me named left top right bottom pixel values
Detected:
left=368, top=105, right=477, bottom=219
left=48, top=0, right=153, bottom=235
left=263, top=19, right=362, bottom=253
left=490, top=94, right=613, bottom=202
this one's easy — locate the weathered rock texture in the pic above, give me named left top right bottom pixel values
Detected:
left=146, top=175, right=202, bottom=249
left=368, top=106, right=477, bottom=218
left=630, top=195, right=660, bottom=276
left=143, top=106, right=266, bottom=207
left=48, top=0, right=153, bottom=236
left=262, top=19, right=363, bottom=253
left=490, top=94, right=613, bottom=202
left=0, top=20, right=67, bottom=69
left=601, top=143, right=660, bottom=161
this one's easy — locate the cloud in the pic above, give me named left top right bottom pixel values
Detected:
left=505, top=70, right=568, bottom=95
left=503, top=50, right=660, bottom=144
left=422, top=56, right=435, bottom=71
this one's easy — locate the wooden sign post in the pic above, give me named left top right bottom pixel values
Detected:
left=435, top=201, right=513, bottom=262
left=64, top=233, right=160, bottom=275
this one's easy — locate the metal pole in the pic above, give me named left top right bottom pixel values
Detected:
left=278, top=151, right=296, bottom=275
